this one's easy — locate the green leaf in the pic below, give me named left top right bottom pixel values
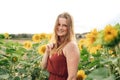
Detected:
left=80, top=47, right=89, bottom=61
left=103, top=75, right=115, bottom=80
left=86, top=67, right=112, bottom=80
left=0, top=68, right=9, bottom=79
left=14, top=76, right=20, bottom=80
left=0, top=59, right=9, bottom=66
left=0, top=74, right=9, bottom=79
left=6, top=48, right=16, bottom=54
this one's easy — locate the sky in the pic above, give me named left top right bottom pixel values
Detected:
left=0, top=0, right=120, bottom=34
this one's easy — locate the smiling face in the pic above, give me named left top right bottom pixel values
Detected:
left=53, top=12, right=75, bottom=45
left=56, top=18, right=68, bottom=37
left=51, top=12, right=75, bottom=54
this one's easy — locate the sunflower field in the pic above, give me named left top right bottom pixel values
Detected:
left=0, top=23, right=120, bottom=80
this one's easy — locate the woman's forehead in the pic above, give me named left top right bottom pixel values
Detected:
left=58, top=18, right=67, bottom=23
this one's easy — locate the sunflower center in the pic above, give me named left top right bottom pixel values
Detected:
left=107, top=31, right=111, bottom=35
left=77, top=76, right=83, bottom=80
left=35, top=36, right=40, bottom=40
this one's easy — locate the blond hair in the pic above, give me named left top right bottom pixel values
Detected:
left=50, top=12, right=75, bottom=55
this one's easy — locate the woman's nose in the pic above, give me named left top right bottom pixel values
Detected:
left=58, top=25, right=63, bottom=29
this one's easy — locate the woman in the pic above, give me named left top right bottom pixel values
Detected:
left=41, top=12, right=80, bottom=80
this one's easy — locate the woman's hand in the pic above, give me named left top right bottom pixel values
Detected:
left=45, top=43, right=54, bottom=54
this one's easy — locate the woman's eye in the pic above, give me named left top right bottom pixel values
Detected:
left=58, top=24, right=67, bottom=27
left=63, top=24, right=67, bottom=27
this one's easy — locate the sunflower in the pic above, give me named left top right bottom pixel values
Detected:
left=104, top=25, right=118, bottom=42
left=85, top=33, right=97, bottom=47
left=78, top=39, right=85, bottom=50
left=38, top=45, right=46, bottom=55
left=4, top=33, right=9, bottom=39
left=91, top=28, right=98, bottom=36
left=88, top=44, right=102, bottom=54
left=77, top=70, right=87, bottom=80
left=23, top=41, right=32, bottom=49
left=39, top=33, right=47, bottom=40
left=32, top=34, right=41, bottom=42
left=46, top=33, right=52, bottom=40
left=88, top=46, right=97, bottom=54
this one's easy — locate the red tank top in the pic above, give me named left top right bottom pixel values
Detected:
left=47, top=53, right=68, bottom=80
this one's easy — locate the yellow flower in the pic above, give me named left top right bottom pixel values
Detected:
left=32, top=34, right=41, bottom=42
left=38, top=45, right=46, bottom=55
left=78, top=43, right=84, bottom=50
left=24, top=41, right=32, bottom=49
left=79, top=39, right=85, bottom=43
left=91, top=28, right=98, bottom=36
left=88, top=45, right=102, bottom=54
left=39, top=33, right=47, bottom=40
left=85, top=32, right=97, bottom=47
left=104, top=35, right=114, bottom=42
left=46, top=33, right=52, bottom=40
left=84, top=39, right=91, bottom=47
left=4, top=33, right=9, bottom=39
left=89, top=47, right=97, bottom=54
left=78, top=39, right=85, bottom=50
left=77, top=70, right=87, bottom=80
left=104, top=24, right=118, bottom=42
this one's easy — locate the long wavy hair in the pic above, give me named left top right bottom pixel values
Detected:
left=50, top=12, right=75, bottom=55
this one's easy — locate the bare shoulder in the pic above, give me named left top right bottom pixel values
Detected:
left=64, top=41, right=78, bottom=49
left=63, top=41, right=79, bottom=56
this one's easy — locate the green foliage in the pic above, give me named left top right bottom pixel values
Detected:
left=0, top=38, right=49, bottom=80
left=0, top=34, right=5, bottom=39
left=78, top=23, right=120, bottom=80
left=86, top=67, right=115, bottom=80
left=0, top=23, right=120, bottom=80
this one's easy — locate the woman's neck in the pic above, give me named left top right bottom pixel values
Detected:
left=57, top=38, right=64, bottom=47
left=59, top=36, right=65, bottom=43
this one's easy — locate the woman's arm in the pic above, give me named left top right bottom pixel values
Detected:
left=41, top=43, right=54, bottom=69
left=41, top=51, right=49, bottom=69
left=63, top=41, right=80, bottom=80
